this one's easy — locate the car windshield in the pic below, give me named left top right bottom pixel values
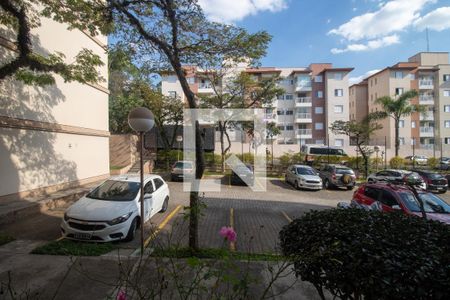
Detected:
left=296, top=167, right=316, bottom=175
left=86, top=180, right=140, bottom=201
left=427, top=173, right=443, bottom=180
left=174, top=162, right=193, bottom=169
left=399, top=192, right=450, bottom=214
left=336, top=168, right=353, bottom=175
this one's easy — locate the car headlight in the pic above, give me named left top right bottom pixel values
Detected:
left=107, top=212, right=133, bottom=226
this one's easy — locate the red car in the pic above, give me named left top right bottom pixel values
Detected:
left=352, top=183, right=450, bottom=225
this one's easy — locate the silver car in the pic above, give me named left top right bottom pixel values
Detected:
left=285, top=164, right=322, bottom=190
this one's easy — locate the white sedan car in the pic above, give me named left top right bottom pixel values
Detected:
left=61, top=175, right=170, bottom=242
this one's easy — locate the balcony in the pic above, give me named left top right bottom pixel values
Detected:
left=420, top=112, right=434, bottom=121
left=295, top=97, right=312, bottom=107
left=419, top=95, right=434, bottom=105
left=419, top=80, right=434, bottom=89
left=295, top=113, right=312, bottom=123
left=198, top=84, right=214, bottom=93
left=264, top=114, right=276, bottom=121
left=420, top=127, right=434, bottom=137
left=296, top=129, right=312, bottom=139
left=295, top=83, right=312, bottom=92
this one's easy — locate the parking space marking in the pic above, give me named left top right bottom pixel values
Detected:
left=281, top=211, right=293, bottom=223
left=144, top=204, right=183, bottom=248
left=229, top=208, right=236, bottom=251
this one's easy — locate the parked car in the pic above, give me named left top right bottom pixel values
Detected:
left=367, top=169, right=418, bottom=184
left=404, top=155, right=428, bottom=165
left=61, top=175, right=170, bottom=242
left=230, top=164, right=254, bottom=186
left=352, top=182, right=450, bottom=225
left=439, top=157, right=450, bottom=170
left=300, top=145, right=348, bottom=164
left=171, top=160, right=194, bottom=181
left=318, top=164, right=356, bottom=190
left=285, top=164, right=322, bottom=190
left=412, top=169, right=448, bottom=193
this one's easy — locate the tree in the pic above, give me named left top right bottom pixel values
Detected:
left=266, top=122, right=281, bottom=166
left=109, top=0, right=271, bottom=251
left=0, top=0, right=108, bottom=85
left=199, top=69, right=283, bottom=172
left=375, top=90, right=425, bottom=156
left=330, top=115, right=382, bottom=178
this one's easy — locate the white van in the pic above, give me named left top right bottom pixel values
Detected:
left=300, top=145, right=347, bottom=162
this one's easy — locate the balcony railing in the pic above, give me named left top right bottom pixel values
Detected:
left=296, top=97, right=312, bottom=103
left=419, top=95, right=434, bottom=103
left=264, top=114, right=276, bottom=120
left=420, top=127, right=434, bottom=133
left=420, top=113, right=434, bottom=121
left=419, top=80, right=434, bottom=89
left=296, top=129, right=312, bottom=135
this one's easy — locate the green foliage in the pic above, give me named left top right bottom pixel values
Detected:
left=32, top=239, right=116, bottom=256
left=345, top=156, right=364, bottom=171
left=0, top=233, right=14, bottom=246
left=312, top=155, right=344, bottom=168
left=428, top=157, right=439, bottom=169
left=389, top=156, right=405, bottom=169
left=280, top=209, right=450, bottom=300
left=277, top=152, right=306, bottom=169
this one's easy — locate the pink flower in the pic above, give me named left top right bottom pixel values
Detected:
left=117, top=290, right=127, bottom=300
left=219, top=226, right=237, bottom=242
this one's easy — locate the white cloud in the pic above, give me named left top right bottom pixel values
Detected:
left=198, top=0, right=287, bottom=23
left=331, top=35, right=400, bottom=54
left=414, top=7, right=450, bottom=31
left=349, top=69, right=381, bottom=85
left=329, top=0, right=435, bottom=41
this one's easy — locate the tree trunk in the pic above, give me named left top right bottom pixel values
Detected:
left=359, top=144, right=369, bottom=179
left=219, top=121, right=225, bottom=173
left=395, top=119, right=400, bottom=157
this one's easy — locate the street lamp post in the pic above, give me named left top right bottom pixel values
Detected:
left=374, top=146, right=380, bottom=172
left=176, top=135, right=183, bottom=161
left=128, top=107, right=155, bottom=255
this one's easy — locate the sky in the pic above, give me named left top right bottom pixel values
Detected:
left=198, top=0, right=450, bottom=84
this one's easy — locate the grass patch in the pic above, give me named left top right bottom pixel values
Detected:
left=0, top=233, right=14, bottom=246
left=31, top=239, right=117, bottom=256
left=110, top=165, right=124, bottom=170
left=152, top=247, right=285, bottom=262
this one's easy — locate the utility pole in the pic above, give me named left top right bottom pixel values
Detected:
left=426, top=27, right=430, bottom=52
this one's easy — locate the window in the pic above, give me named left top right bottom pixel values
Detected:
left=286, top=110, right=293, bottom=115
left=144, top=181, right=154, bottom=194
left=334, top=89, right=343, bottom=97
left=153, top=178, right=164, bottom=191
left=394, top=71, right=403, bottom=79
left=315, top=123, right=324, bottom=130
left=445, top=105, right=450, bottom=112
left=277, top=125, right=285, bottom=131
left=399, top=120, right=405, bottom=128
left=445, top=121, right=450, bottom=128
left=364, top=186, right=380, bottom=201
left=399, top=137, right=405, bottom=145
left=380, top=190, right=398, bottom=207
left=317, top=91, right=323, bottom=98
left=286, top=125, right=294, bottom=131
left=285, top=94, right=293, bottom=100
left=443, top=74, right=450, bottom=82
left=315, top=75, right=323, bottom=82
left=334, top=72, right=343, bottom=80
left=335, top=139, right=344, bottom=147
left=277, top=95, right=284, bottom=100
left=375, top=78, right=378, bottom=85
left=187, top=77, right=195, bottom=84
left=334, top=105, right=344, bottom=113
left=411, top=121, right=416, bottom=128
left=395, top=88, right=404, bottom=96
left=168, top=91, right=177, bottom=98
left=315, top=107, right=324, bottom=114
left=444, top=90, right=450, bottom=97
left=277, top=110, right=284, bottom=115
left=445, top=138, right=450, bottom=145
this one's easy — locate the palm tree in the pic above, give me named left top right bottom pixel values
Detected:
left=375, top=90, right=426, bottom=157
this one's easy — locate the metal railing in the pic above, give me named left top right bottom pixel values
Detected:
left=295, top=97, right=312, bottom=103
left=419, top=80, right=433, bottom=87
left=419, top=95, right=434, bottom=102
left=296, top=129, right=312, bottom=135
left=295, top=113, right=312, bottom=119
left=420, top=127, right=434, bottom=133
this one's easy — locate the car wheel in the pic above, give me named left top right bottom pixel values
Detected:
left=347, top=186, right=354, bottom=191
left=295, top=180, right=300, bottom=190
left=324, top=179, right=330, bottom=189
left=124, top=217, right=138, bottom=242
left=160, top=197, right=169, bottom=213
left=285, top=175, right=289, bottom=184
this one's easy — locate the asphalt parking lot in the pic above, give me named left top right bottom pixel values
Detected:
left=2, top=177, right=450, bottom=254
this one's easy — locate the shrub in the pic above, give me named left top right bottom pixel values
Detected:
left=279, top=209, right=450, bottom=300
left=428, top=157, right=439, bottom=169
left=389, top=156, right=405, bottom=169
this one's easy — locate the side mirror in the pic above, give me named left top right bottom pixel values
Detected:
left=392, top=205, right=401, bottom=210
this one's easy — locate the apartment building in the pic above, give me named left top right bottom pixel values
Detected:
left=0, top=15, right=109, bottom=199
left=353, top=52, right=450, bottom=156
left=160, top=63, right=353, bottom=156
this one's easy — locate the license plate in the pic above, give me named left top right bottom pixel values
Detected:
left=74, top=233, right=92, bottom=240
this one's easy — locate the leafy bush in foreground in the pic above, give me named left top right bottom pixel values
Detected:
left=279, top=209, right=450, bottom=300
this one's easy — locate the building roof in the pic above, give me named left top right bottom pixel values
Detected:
left=245, top=67, right=281, bottom=74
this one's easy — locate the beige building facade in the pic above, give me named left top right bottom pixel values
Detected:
left=0, top=17, right=110, bottom=199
